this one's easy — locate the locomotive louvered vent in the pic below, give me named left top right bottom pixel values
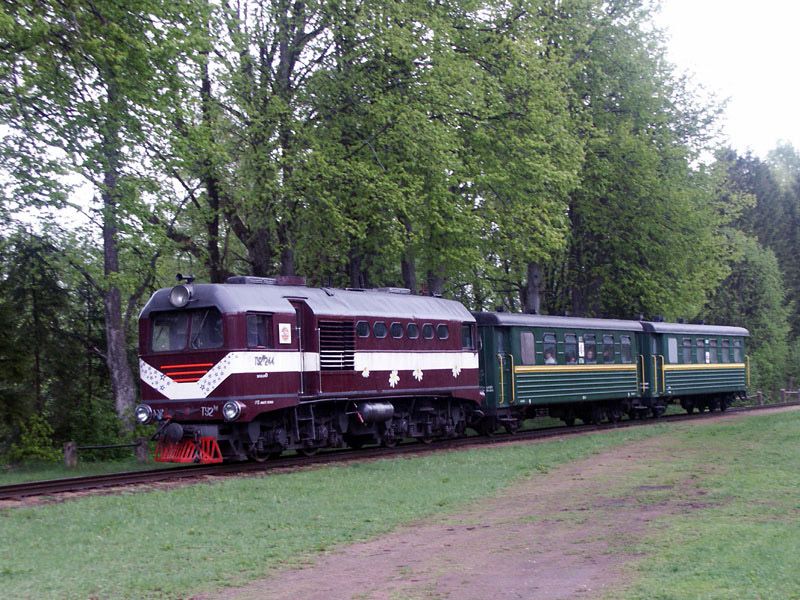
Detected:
left=319, top=321, right=355, bottom=371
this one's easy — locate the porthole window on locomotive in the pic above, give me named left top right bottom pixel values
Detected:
left=422, top=323, right=434, bottom=339
left=407, top=323, right=419, bottom=339
left=620, top=336, right=632, bottom=363
left=390, top=322, right=403, bottom=338
left=436, top=324, right=449, bottom=340
left=373, top=321, right=387, bottom=338
left=356, top=321, right=370, bottom=338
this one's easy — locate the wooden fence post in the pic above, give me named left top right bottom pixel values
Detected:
left=756, top=391, right=764, bottom=406
left=781, top=389, right=786, bottom=403
left=64, top=441, right=78, bottom=468
left=135, top=438, right=149, bottom=463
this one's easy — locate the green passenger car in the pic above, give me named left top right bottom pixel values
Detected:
left=474, top=312, right=749, bottom=429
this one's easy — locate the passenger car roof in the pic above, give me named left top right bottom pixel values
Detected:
left=472, top=312, right=749, bottom=337
left=472, top=312, right=644, bottom=332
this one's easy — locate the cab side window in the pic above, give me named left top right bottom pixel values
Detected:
left=247, top=314, right=271, bottom=348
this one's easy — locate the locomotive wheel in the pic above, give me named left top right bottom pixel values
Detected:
left=249, top=448, right=282, bottom=462
left=416, top=436, right=434, bottom=445
left=299, top=447, right=320, bottom=457
left=381, top=435, right=398, bottom=448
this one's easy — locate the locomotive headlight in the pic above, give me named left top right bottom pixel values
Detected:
left=222, top=401, right=243, bottom=422
left=135, top=404, right=155, bottom=424
left=169, top=284, right=193, bottom=308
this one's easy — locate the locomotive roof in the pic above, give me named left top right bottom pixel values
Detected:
left=472, top=312, right=749, bottom=337
left=140, top=283, right=474, bottom=322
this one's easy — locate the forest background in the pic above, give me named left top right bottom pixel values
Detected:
left=1, top=0, right=798, bottom=459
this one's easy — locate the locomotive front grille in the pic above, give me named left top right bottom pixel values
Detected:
left=161, top=362, right=214, bottom=383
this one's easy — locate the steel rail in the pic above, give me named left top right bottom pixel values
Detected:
left=2, top=400, right=799, bottom=501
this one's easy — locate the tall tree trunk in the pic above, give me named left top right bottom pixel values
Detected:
left=200, top=48, right=225, bottom=283
left=100, top=82, right=137, bottom=432
left=426, top=268, right=444, bottom=297
left=400, top=216, right=417, bottom=292
left=523, top=262, right=542, bottom=314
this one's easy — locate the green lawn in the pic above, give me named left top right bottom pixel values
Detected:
left=0, top=425, right=662, bottom=599
left=619, top=412, right=800, bottom=599
left=0, top=412, right=798, bottom=599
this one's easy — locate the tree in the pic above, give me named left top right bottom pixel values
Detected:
left=703, top=237, right=791, bottom=395
left=0, top=1, right=196, bottom=428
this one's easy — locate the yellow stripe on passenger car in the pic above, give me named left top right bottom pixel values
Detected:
left=663, top=363, right=746, bottom=371
left=514, top=364, right=638, bottom=374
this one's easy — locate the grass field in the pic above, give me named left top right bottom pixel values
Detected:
left=0, top=412, right=798, bottom=598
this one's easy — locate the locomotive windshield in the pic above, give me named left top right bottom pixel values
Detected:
left=151, top=308, right=223, bottom=352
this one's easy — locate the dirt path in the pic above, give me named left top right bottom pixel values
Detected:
left=205, top=419, right=734, bottom=600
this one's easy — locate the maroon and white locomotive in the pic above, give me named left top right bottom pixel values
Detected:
left=135, top=276, right=483, bottom=462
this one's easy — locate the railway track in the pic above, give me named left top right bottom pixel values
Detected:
left=2, top=400, right=798, bottom=502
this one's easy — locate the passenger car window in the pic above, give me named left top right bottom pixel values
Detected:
left=373, top=322, right=387, bottom=338
left=565, top=334, right=578, bottom=364
left=602, top=335, right=614, bottom=362
left=520, top=331, right=535, bottom=365
left=620, top=336, right=632, bottom=363
left=696, top=339, right=705, bottom=363
left=543, top=333, right=557, bottom=364
left=733, top=339, right=743, bottom=362
left=584, top=335, right=596, bottom=363
left=721, top=339, right=730, bottom=363
left=708, top=339, right=718, bottom=363
left=682, top=338, right=692, bottom=363
left=667, top=337, right=678, bottom=364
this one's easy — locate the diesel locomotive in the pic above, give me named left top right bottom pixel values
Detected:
left=135, top=276, right=749, bottom=463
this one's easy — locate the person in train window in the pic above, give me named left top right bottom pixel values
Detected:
left=566, top=353, right=577, bottom=364
left=544, top=349, right=557, bottom=365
